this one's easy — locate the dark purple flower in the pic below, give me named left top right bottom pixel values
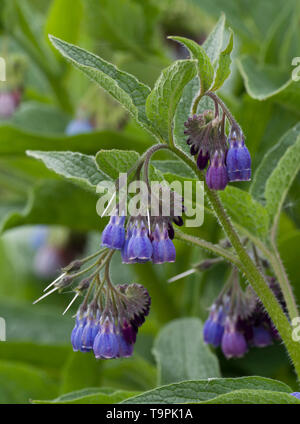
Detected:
left=197, top=149, right=210, bottom=170
left=252, top=325, right=273, bottom=347
left=206, top=151, right=228, bottom=190
left=226, top=130, right=251, bottom=181
left=101, top=214, right=125, bottom=250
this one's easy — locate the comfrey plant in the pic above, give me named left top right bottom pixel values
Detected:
left=31, top=16, right=300, bottom=387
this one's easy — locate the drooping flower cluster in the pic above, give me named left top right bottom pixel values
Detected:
left=184, top=110, right=251, bottom=190
left=203, top=274, right=283, bottom=359
left=71, top=283, right=151, bottom=359
left=101, top=185, right=184, bottom=265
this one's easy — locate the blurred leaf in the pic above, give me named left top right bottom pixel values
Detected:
left=198, top=389, right=300, bottom=404
left=265, top=135, right=300, bottom=231
left=27, top=151, right=106, bottom=191
left=168, top=36, right=214, bottom=95
left=251, top=122, right=300, bottom=202
left=219, top=186, right=269, bottom=240
left=45, top=0, right=83, bottom=47
left=146, top=60, right=197, bottom=142
left=0, top=123, right=152, bottom=156
left=33, top=387, right=139, bottom=404
left=123, top=376, right=291, bottom=404
left=0, top=359, right=57, bottom=404
left=60, top=352, right=103, bottom=394
left=153, top=318, right=220, bottom=385
left=0, top=298, right=73, bottom=344
left=152, top=159, right=196, bottom=178
left=95, top=150, right=140, bottom=180
left=10, top=102, right=70, bottom=134
left=211, top=29, right=233, bottom=91
left=49, top=35, right=157, bottom=138
left=1, top=180, right=100, bottom=233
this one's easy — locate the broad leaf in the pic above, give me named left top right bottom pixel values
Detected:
left=168, top=36, right=214, bottom=94
left=146, top=60, right=197, bottom=142
left=198, top=389, right=300, bottom=404
left=95, top=150, right=140, bottom=180
left=27, top=151, right=106, bottom=191
left=265, top=134, right=300, bottom=230
left=123, top=376, right=291, bottom=404
left=152, top=318, right=220, bottom=385
left=49, top=36, right=157, bottom=137
left=211, top=29, right=234, bottom=91
left=219, top=186, right=269, bottom=240
left=251, top=122, right=300, bottom=202
left=33, top=387, right=139, bottom=404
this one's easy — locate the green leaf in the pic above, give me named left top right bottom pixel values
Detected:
left=49, top=35, right=156, bottom=137
left=265, top=134, right=300, bottom=230
left=0, top=297, right=73, bottom=344
left=123, top=376, right=291, bottom=404
left=95, top=150, right=140, bottom=180
left=1, top=180, right=100, bottom=233
left=251, top=122, right=300, bottom=202
left=33, top=387, right=139, bottom=404
left=152, top=318, right=220, bottom=385
left=152, top=160, right=196, bottom=179
left=27, top=151, right=106, bottom=191
left=0, top=359, right=57, bottom=404
left=202, top=14, right=226, bottom=63
left=168, top=36, right=214, bottom=95
left=211, top=29, right=234, bottom=91
left=198, top=389, right=300, bottom=404
left=219, top=186, right=269, bottom=240
left=145, top=60, right=197, bottom=141
left=60, top=352, right=103, bottom=394
left=0, top=123, right=152, bottom=156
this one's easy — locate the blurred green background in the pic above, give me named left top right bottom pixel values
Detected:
left=0, top=0, right=299, bottom=403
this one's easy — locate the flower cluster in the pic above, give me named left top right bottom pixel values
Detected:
left=101, top=188, right=184, bottom=265
left=203, top=275, right=283, bottom=359
left=184, top=111, right=251, bottom=190
left=71, top=283, right=151, bottom=359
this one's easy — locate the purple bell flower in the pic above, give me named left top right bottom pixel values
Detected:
left=206, top=151, right=228, bottom=190
left=226, top=130, right=251, bottom=181
left=221, top=318, right=248, bottom=358
left=203, top=305, right=225, bottom=347
left=71, top=313, right=90, bottom=353
left=93, top=318, right=119, bottom=359
left=127, top=221, right=153, bottom=263
left=101, top=214, right=126, bottom=250
left=197, top=149, right=210, bottom=170
left=151, top=224, right=176, bottom=264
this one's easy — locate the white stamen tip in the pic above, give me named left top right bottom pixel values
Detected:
left=62, top=292, right=79, bottom=315
left=33, top=286, right=59, bottom=304
left=43, top=272, right=66, bottom=292
left=167, top=268, right=196, bottom=283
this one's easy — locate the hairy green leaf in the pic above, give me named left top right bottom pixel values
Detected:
left=123, top=376, right=291, bottom=404
left=146, top=60, right=197, bottom=142
left=168, top=36, right=214, bottom=94
left=49, top=36, right=156, bottom=137
left=202, top=14, right=226, bottom=63
left=95, top=150, right=140, bottom=180
left=211, top=29, right=234, bottom=91
left=198, top=389, right=300, bottom=404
